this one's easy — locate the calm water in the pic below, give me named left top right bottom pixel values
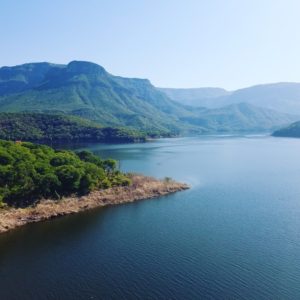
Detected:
left=1, top=136, right=300, bottom=299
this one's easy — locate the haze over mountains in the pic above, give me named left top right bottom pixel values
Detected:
left=0, top=61, right=298, bottom=135
left=158, top=87, right=230, bottom=107
left=160, top=83, right=300, bottom=114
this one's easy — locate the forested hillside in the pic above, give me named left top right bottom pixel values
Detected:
left=0, top=113, right=146, bottom=143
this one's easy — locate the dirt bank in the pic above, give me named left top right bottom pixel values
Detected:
left=0, top=175, right=189, bottom=234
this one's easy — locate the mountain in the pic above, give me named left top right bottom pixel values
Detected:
left=272, top=120, right=300, bottom=138
left=182, top=103, right=298, bottom=133
left=0, top=61, right=195, bottom=135
left=0, top=61, right=297, bottom=135
left=158, top=87, right=230, bottom=107
left=0, top=113, right=146, bottom=143
left=160, top=83, right=300, bottom=115
left=213, top=83, right=300, bottom=114
left=0, top=62, right=62, bottom=95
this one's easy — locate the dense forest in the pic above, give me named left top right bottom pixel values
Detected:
left=0, top=140, right=131, bottom=207
left=0, top=113, right=146, bottom=143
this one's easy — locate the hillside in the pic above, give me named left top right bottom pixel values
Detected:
left=158, top=87, right=230, bottom=107
left=213, top=83, right=300, bottom=114
left=272, top=121, right=300, bottom=137
left=0, top=61, right=297, bottom=134
left=0, top=113, right=146, bottom=143
left=161, top=83, right=300, bottom=115
left=0, top=61, right=195, bottom=135
left=182, top=103, right=298, bottom=133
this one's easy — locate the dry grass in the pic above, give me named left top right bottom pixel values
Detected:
left=0, top=174, right=189, bottom=234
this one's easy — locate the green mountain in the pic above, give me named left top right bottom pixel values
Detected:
left=0, top=61, right=297, bottom=134
left=0, top=62, right=61, bottom=95
left=0, top=113, right=146, bottom=143
left=0, top=61, right=195, bottom=135
left=272, top=121, right=300, bottom=137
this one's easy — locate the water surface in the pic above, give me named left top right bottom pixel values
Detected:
left=1, top=136, right=300, bottom=299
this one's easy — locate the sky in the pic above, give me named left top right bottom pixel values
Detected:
left=1, top=0, right=300, bottom=90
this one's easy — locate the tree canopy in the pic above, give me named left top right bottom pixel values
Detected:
left=0, top=140, right=130, bottom=207
left=0, top=113, right=146, bottom=143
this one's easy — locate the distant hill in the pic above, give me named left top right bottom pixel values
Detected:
left=158, top=87, right=230, bottom=107
left=272, top=121, right=300, bottom=138
left=0, top=61, right=297, bottom=134
left=182, top=103, right=298, bottom=133
left=213, top=83, right=300, bottom=114
left=0, top=113, right=146, bottom=143
left=160, top=83, right=300, bottom=115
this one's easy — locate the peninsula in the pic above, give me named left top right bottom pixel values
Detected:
left=0, top=140, right=189, bottom=234
left=0, top=174, right=189, bottom=234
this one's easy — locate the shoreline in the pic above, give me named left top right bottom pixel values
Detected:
left=0, top=175, right=189, bottom=234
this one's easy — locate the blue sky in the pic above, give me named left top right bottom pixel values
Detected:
left=1, top=0, right=300, bottom=90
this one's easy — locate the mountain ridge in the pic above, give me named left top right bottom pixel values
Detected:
left=0, top=61, right=297, bottom=135
left=160, top=82, right=300, bottom=114
left=0, top=60, right=192, bottom=135
left=181, top=102, right=298, bottom=133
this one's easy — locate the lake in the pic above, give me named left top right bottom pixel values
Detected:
left=1, top=136, right=300, bottom=299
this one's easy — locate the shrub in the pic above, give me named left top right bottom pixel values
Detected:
left=164, top=177, right=172, bottom=183
left=0, top=150, right=13, bottom=165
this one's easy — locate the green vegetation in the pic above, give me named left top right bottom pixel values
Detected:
left=0, top=61, right=191, bottom=135
left=272, top=121, right=300, bottom=137
left=0, top=140, right=130, bottom=207
left=0, top=113, right=146, bottom=143
left=0, top=61, right=297, bottom=134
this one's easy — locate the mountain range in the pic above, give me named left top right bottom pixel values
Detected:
left=160, top=83, right=300, bottom=114
left=0, top=61, right=298, bottom=135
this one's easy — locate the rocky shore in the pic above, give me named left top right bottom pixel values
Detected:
left=0, top=174, right=189, bottom=234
